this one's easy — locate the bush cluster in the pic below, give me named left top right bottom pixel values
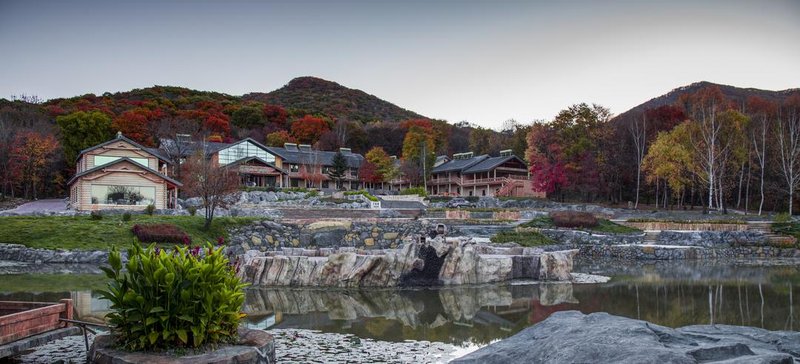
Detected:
left=99, top=243, right=247, bottom=350
left=549, top=211, right=598, bottom=228
left=132, top=223, right=190, bottom=245
left=187, top=206, right=197, bottom=216
left=344, top=190, right=379, bottom=201
left=400, top=187, right=427, bottom=197
left=90, top=210, right=103, bottom=220
left=145, top=204, right=156, bottom=216
left=122, top=212, right=132, bottom=222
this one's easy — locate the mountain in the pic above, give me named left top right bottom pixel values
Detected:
left=614, top=81, right=800, bottom=121
left=243, top=76, right=425, bottom=122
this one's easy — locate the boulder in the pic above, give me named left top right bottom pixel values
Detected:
left=453, top=311, right=800, bottom=364
left=238, top=237, right=576, bottom=287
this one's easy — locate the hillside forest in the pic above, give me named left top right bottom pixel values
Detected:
left=1, top=77, right=799, bottom=214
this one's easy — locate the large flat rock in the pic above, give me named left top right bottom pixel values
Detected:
left=453, top=311, right=799, bottom=364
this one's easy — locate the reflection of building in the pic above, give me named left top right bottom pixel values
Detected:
left=427, top=150, right=543, bottom=198
left=71, top=291, right=111, bottom=325
left=67, top=133, right=181, bottom=211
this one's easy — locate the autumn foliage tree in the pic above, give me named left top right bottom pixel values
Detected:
left=265, top=130, right=295, bottom=147
left=365, top=146, right=397, bottom=185
left=290, top=115, right=330, bottom=144
left=10, top=131, right=59, bottom=199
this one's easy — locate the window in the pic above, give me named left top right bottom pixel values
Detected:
left=290, top=164, right=299, bottom=173
left=94, top=155, right=149, bottom=168
left=217, top=141, right=275, bottom=165
left=90, top=185, right=155, bottom=205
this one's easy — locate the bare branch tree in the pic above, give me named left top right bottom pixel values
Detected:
left=181, top=142, right=240, bottom=230
left=629, top=113, right=647, bottom=209
left=777, top=96, right=800, bottom=214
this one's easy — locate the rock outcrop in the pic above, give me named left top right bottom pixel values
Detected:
left=453, top=311, right=800, bottom=364
left=237, top=237, right=577, bottom=287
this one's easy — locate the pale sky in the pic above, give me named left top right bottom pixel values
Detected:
left=1, top=0, right=798, bottom=129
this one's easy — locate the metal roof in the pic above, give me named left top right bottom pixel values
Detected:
left=265, top=146, right=364, bottom=168
left=431, top=154, right=489, bottom=173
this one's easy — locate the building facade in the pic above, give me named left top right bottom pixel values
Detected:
left=67, top=133, right=181, bottom=211
left=427, top=150, right=543, bottom=198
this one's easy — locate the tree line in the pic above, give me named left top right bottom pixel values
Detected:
left=526, top=85, right=800, bottom=214
left=0, top=87, right=526, bottom=200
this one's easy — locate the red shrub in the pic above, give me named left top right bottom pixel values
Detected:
left=132, top=224, right=191, bottom=245
left=549, top=211, right=598, bottom=228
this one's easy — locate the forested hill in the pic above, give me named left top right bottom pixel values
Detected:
left=614, top=81, right=800, bottom=121
left=243, top=77, right=425, bottom=122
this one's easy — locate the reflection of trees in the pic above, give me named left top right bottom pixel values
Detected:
left=240, top=278, right=799, bottom=345
left=107, top=185, right=144, bottom=204
left=572, top=282, right=797, bottom=331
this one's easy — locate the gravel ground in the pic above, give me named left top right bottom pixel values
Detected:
left=6, top=329, right=472, bottom=364
left=6, top=332, right=94, bottom=364
left=271, top=329, right=471, bottom=363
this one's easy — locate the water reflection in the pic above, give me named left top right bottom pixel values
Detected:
left=0, top=259, right=798, bottom=347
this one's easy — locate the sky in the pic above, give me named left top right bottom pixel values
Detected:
left=1, top=0, right=798, bottom=129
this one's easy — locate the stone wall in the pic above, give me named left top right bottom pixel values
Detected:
left=620, top=221, right=750, bottom=232
left=578, top=244, right=800, bottom=260
left=0, top=243, right=115, bottom=264
left=227, top=220, right=431, bottom=256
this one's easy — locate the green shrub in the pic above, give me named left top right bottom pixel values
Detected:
left=775, top=213, right=792, bottom=224
left=400, top=187, right=427, bottom=197
left=549, top=211, right=598, bottom=228
left=90, top=211, right=103, bottom=220
left=145, top=204, right=155, bottom=216
left=344, top=190, right=379, bottom=201
left=306, top=189, right=319, bottom=197
left=122, top=212, right=132, bottom=222
left=98, top=243, right=247, bottom=351
left=520, top=216, right=555, bottom=229
left=187, top=206, right=197, bottom=216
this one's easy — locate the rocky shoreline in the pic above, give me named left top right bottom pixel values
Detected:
left=454, top=311, right=800, bottom=363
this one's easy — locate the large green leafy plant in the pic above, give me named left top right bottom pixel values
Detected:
left=99, top=243, right=247, bottom=351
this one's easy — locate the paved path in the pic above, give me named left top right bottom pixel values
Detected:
left=1, top=199, right=68, bottom=214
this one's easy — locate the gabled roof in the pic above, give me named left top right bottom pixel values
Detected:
left=432, top=154, right=489, bottom=173
left=78, top=134, right=172, bottom=164
left=67, top=157, right=182, bottom=187
left=462, top=155, right=525, bottom=174
left=265, top=146, right=364, bottom=168
left=224, top=156, right=288, bottom=174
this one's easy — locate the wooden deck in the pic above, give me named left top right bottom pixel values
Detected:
left=0, top=299, right=77, bottom=358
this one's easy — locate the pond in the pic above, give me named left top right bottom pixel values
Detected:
left=0, top=257, right=797, bottom=349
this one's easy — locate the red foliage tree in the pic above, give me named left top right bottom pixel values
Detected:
left=112, top=109, right=152, bottom=146
left=358, top=160, right=381, bottom=185
left=11, top=131, right=59, bottom=199
left=291, top=115, right=330, bottom=144
left=263, top=105, right=288, bottom=126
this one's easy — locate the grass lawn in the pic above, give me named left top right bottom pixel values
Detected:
left=0, top=215, right=258, bottom=250
left=490, top=231, right=554, bottom=247
left=519, top=216, right=641, bottom=234
left=0, top=273, right=109, bottom=292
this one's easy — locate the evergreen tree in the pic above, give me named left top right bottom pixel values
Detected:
left=328, top=151, right=348, bottom=189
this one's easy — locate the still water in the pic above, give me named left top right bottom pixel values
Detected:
left=1, top=258, right=798, bottom=348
